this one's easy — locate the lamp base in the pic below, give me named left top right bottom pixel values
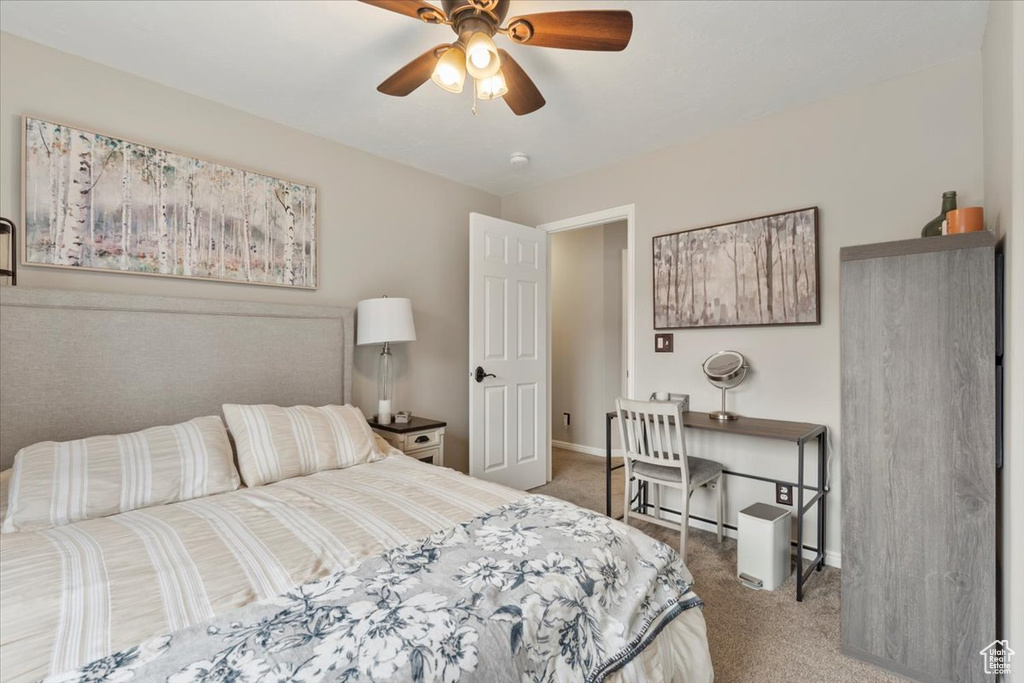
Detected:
left=377, top=343, right=393, bottom=424
left=378, top=399, right=392, bottom=425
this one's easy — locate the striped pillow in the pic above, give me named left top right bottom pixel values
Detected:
left=222, top=404, right=384, bottom=487
left=1, top=416, right=239, bottom=533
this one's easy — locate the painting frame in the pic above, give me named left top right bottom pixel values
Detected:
left=652, top=206, right=820, bottom=330
left=20, top=115, right=320, bottom=290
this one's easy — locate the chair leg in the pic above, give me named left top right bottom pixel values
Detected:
left=680, top=486, right=690, bottom=561
left=716, top=474, right=724, bottom=543
left=653, top=482, right=661, bottom=520
left=622, top=470, right=631, bottom=525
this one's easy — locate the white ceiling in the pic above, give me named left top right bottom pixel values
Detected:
left=0, top=0, right=989, bottom=195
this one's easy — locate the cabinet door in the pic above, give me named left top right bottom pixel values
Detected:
left=841, top=245, right=995, bottom=682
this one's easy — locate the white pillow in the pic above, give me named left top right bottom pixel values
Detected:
left=222, top=404, right=385, bottom=487
left=2, top=416, right=239, bottom=533
left=0, top=469, right=10, bottom=526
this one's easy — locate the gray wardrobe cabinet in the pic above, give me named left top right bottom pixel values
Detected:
left=840, top=232, right=997, bottom=683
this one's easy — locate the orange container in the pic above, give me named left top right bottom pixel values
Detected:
left=946, top=207, right=984, bottom=234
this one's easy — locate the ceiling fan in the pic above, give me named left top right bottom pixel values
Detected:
left=360, top=0, right=633, bottom=116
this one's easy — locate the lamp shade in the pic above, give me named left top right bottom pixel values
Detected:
left=431, top=46, right=467, bottom=94
left=475, top=71, right=508, bottom=100
left=357, top=297, right=417, bottom=346
left=465, top=32, right=500, bottom=79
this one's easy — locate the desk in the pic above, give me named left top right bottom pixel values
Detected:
left=605, top=410, right=827, bottom=601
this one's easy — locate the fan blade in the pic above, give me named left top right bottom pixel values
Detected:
left=505, top=10, right=633, bottom=51
left=359, top=0, right=446, bottom=24
left=377, top=45, right=448, bottom=96
left=498, top=49, right=545, bottom=116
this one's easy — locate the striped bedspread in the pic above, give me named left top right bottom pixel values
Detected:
left=0, top=453, right=712, bottom=682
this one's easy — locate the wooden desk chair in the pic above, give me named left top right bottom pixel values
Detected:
left=616, top=397, right=725, bottom=558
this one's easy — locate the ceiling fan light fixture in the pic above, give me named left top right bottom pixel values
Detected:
left=465, top=32, right=500, bottom=79
left=431, top=45, right=467, bottom=93
left=475, top=71, right=508, bottom=100
left=364, top=0, right=634, bottom=116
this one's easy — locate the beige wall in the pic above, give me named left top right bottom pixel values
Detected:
left=551, top=221, right=626, bottom=452
left=983, top=0, right=1024, bottom=652
left=503, top=55, right=986, bottom=564
left=0, top=33, right=501, bottom=473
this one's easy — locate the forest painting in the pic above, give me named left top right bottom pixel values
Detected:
left=653, top=207, right=818, bottom=329
left=22, top=118, right=317, bottom=288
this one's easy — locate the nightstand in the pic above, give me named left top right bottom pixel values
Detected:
left=369, top=416, right=447, bottom=467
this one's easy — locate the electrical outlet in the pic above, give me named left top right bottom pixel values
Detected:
left=562, top=413, right=570, bottom=428
left=776, top=483, right=793, bottom=506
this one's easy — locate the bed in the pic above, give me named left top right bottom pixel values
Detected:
left=0, top=288, right=713, bottom=683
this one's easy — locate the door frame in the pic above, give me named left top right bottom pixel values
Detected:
left=537, top=204, right=637, bottom=482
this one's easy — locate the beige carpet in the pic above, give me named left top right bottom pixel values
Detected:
left=532, top=448, right=904, bottom=683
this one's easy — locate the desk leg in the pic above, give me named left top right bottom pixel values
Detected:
left=796, top=439, right=805, bottom=602
left=605, top=414, right=613, bottom=518
left=817, top=431, right=826, bottom=571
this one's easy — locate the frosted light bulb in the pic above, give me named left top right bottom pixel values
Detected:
left=439, top=65, right=460, bottom=86
left=469, top=48, right=491, bottom=70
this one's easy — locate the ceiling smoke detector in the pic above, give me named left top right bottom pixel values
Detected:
left=510, top=152, right=530, bottom=167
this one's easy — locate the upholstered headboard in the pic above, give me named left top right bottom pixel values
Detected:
left=0, top=288, right=354, bottom=469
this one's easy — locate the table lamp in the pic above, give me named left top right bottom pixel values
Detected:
left=357, top=296, right=416, bottom=424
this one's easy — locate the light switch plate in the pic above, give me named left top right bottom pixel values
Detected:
left=655, top=333, right=674, bottom=353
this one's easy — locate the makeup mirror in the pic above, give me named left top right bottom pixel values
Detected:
left=702, top=350, right=748, bottom=421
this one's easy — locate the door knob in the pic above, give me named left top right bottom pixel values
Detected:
left=474, top=366, right=496, bottom=383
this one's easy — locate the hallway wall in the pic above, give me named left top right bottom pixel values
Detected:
left=551, top=221, right=627, bottom=452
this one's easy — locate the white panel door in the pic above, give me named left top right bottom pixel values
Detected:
left=469, top=213, right=547, bottom=490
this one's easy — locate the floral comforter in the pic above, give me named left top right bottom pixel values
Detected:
left=49, top=495, right=703, bottom=683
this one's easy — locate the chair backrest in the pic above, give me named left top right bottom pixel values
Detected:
left=616, top=397, right=689, bottom=480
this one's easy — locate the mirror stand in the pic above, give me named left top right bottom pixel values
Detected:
left=708, top=385, right=739, bottom=421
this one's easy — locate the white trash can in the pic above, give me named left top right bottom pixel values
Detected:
left=737, top=502, right=792, bottom=591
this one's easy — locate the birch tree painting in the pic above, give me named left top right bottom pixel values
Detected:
left=22, top=118, right=317, bottom=288
left=653, top=207, right=818, bottom=328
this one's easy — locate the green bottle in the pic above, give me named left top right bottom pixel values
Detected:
left=921, top=191, right=957, bottom=237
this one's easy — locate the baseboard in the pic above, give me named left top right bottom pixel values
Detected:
left=552, top=440, right=624, bottom=458
left=841, top=644, right=945, bottom=683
